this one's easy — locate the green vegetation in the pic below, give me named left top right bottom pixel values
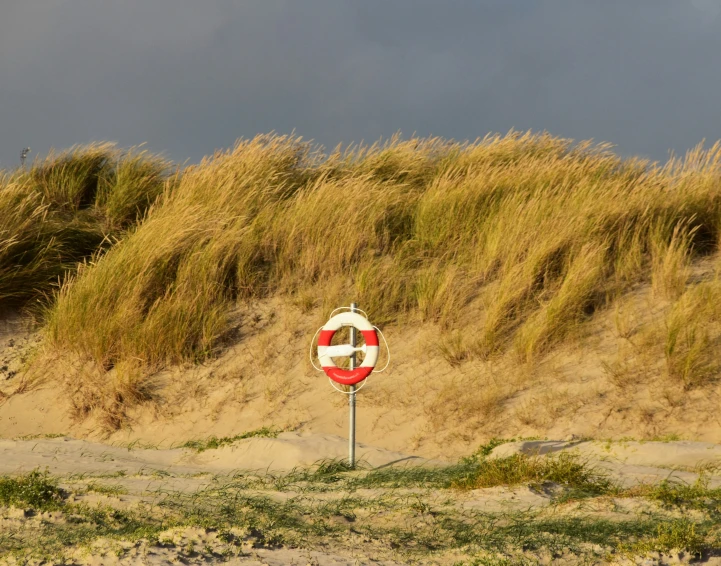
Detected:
left=180, top=426, right=281, bottom=452
left=295, top=451, right=612, bottom=496
left=2, top=454, right=720, bottom=563
left=453, top=452, right=612, bottom=494
left=471, top=436, right=544, bottom=458
left=0, top=469, right=64, bottom=510
left=631, top=475, right=721, bottom=519
left=0, top=500, right=167, bottom=561
left=84, top=482, right=129, bottom=496
left=621, top=519, right=706, bottom=557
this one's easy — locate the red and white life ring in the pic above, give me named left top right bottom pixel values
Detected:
left=317, top=312, right=379, bottom=385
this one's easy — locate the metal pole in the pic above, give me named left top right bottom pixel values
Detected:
left=349, top=302, right=357, bottom=468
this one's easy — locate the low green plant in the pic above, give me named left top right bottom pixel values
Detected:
left=349, top=460, right=479, bottom=490
left=622, top=519, right=705, bottom=557
left=471, top=437, right=543, bottom=459
left=313, top=458, right=357, bottom=476
left=453, top=452, right=613, bottom=495
left=180, top=426, right=280, bottom=453
left=0, top=469, right=65, bottom=510
left=638, top=475, right=721, bottom=517
left=2, top=466, right=720, bottom=563
left=84, top=482, right=129, bottom=496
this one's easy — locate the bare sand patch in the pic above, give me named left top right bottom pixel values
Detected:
left=0, top=433, right=437, bottom=477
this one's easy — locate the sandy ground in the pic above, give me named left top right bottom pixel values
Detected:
left=1, top=434, right=719, bottom=492
left=0, top=432, right=437, bottom=477
left=2, top=434, right=721, bottom=565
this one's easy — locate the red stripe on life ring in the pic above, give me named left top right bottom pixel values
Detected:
left=322, top=365, right=372, bottom=386
left=361, top=329, right=379, bottom=346
left=317, top=330, right=336, bottom=347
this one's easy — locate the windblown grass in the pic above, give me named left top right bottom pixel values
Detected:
left=1, top=131, right=719, bottom=424
left=0, top=144, right=171, bottom=307
left=664, top=276, right=721, bottom=389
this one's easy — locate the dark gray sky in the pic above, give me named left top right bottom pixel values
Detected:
left=2, top=1, right=720, bottom=170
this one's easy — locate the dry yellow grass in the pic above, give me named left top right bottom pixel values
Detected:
left=2, top=131, right=720, bottom=427
left=664, top=276, right=721, bottom=389
left=0, top=144, right=171, bottom=306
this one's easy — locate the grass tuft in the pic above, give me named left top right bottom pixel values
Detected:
left=626, top=474, right=721, bottom=518
left=622, top=519, right=705, bottom=556
left=452, top=452, right=613, bottom=494
left=0, top=469, right=65, bottom=510
left=180, top=426, right=281, bottom=452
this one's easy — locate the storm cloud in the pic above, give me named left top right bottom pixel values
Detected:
left=1, top=1, right=720, bottom=169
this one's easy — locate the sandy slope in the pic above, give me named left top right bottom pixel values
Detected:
left=2, top=296, right=721, bottom=464
left=2, top=276, right=721, bottom=463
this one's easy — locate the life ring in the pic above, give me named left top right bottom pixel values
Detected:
left=317, top=311, right=379, bottom=385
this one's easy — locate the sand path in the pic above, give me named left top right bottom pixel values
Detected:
left=2, top=434, right=720, bottom=489
left=0, top=432, right=435, bottom=477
